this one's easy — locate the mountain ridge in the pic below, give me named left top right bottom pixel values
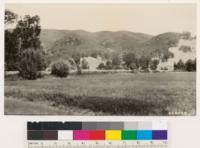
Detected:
left=39, top=29, right=182, bottom=62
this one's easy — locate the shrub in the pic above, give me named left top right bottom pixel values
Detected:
left=72, top=53, right=82, bottom=74
left=123, top=52, right=138, bottom=69
left=185, top=59, right=196, bottom=72
left=179, top=46, right=191, bottom=53
left=174, top=59, right=185, bottom=71
left=129, top=63, right=137, bottom=70
left=19, top=48, right=40, bottom=80
left=150, top=59, right=159, bottom=70
left=112, top=54, right=121, bottom=69
left=51, top=60, right=70, bottom=77
left=164, top=67, right=168, bottom=70
left=105, top=61, right=112, bottom=69
left=97, top=63, right=105, bottom=70
left=139, top=56, right=150, bottom=70
left=91, top=52, right=98, bottom=58
left=181, top=31, right=191, bottom=40
left=81, top=59, right=89, bottom=69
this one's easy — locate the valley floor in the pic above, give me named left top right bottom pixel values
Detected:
left=4, top=72, right=196, bottom=116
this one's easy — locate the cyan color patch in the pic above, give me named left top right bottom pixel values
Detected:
left=137, top=130, right=152, bottom=140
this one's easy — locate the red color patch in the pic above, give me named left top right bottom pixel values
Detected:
left=89, top=130, right=105, bottom=140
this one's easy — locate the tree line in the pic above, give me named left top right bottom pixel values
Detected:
left=97, top=52, right=159, bottom=71
left=96, top=52, right=196, bottom=73
left=174, top=59, right=196, bottom=72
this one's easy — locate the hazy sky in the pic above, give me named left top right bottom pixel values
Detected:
left=6, top=4, right=196, bottom=35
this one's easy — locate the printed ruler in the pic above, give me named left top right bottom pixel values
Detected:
left=27, top=121, right=168, bottom=148
left=28, top=140, right=167, bottom=148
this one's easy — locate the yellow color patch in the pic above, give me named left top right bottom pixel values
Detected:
left=105, top=130, right=121, bottom=140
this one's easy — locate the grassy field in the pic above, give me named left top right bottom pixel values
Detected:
left=5, top=72, right=196, bottom=115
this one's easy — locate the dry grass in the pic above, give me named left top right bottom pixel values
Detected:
left=5, top=97, right=103, bottom=115
left=5, top=72, right=196, bottom=115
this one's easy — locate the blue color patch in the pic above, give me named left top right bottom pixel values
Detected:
left=137, top=130, right=152, bottom=140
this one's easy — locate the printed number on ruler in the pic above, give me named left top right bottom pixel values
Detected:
left=28, top=140, right=168, bottom=148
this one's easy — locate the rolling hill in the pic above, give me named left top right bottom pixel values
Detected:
left=39, top=29, right=182, bottom=62
left=140, top=32, right=181, bottom=57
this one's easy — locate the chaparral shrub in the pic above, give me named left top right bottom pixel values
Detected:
left=97, top=62, right=105, bottom=70
left=51, top=60, right=70, bottom=77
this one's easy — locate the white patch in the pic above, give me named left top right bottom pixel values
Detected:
left=80, top=56, right=106, bottom=71
left=169, top=39, right=196, bottom=63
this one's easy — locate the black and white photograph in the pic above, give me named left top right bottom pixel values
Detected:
left=4, top=3, right=196, bottom=116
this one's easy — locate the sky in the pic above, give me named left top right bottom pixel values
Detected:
left=6, top=4, right=196, bottom=35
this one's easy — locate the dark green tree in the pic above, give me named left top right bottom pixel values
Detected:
left=185, top=59, right=196, bottom=72
left=139, top=56, right=150, bottom=70
left=112, top=54, right=121, bottom=69
left=129, top=63, right=138, bottom=70
left=5, top=30, right=19, bottom=70
left=5, top=9, right=17, bottom=24
left=18, top=48, right=38, bottom=79
left=14, top=15, right=41, bottom=50
left=5, top=9, right=19, bottom=71
left=150, top=59, right=159, bottom=70
left=72, top=53, right=82, bottom=74
left=123, top=52, right=138, bottom=70
left=81, top=58, right=89, bottom=69
left=105, top=60, right=112, bottom=70
left=97, top=63, right=105, bottom=70
left=51, top=59, right=70, bottom=77
left=174, top=59, right=185, bottom=70
left=13, top=15, right=46, bottom=79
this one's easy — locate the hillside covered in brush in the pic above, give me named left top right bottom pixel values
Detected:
left=39, top=29, right=183, bottom=62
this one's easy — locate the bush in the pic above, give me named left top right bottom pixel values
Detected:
left=112, top=54, right=121, bottom=69
left=123, top=52, right=138, bottom=69
left=19, top=48, right=39, bottom=80
left=179, top=46, right=191, bottom=53
left=105, top=61, right=112, bottom=69
left=185, top=59, right=196, bottom=72
left=181, top=31, right=191, bottom=40
left=129, top=63, right=137, bottom=70
left=51, top=60, right=70, bottom=77
left=139, top=56, right=150, bottom=70
left=150, top=59, right=159, bottom=70
left=97, top=63, right=105, bottom=70
left=174, top=59, right=185, bottom=71
left=81, top=59, right=89, bottom=69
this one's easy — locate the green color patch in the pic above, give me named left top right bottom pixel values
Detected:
left=122, top=130, right=137, bottom=140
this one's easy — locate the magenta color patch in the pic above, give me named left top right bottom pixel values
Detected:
left=73, top=130, right=90, bottom=140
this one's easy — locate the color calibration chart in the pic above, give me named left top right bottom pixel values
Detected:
left=27, top=121, right=168, bottom=148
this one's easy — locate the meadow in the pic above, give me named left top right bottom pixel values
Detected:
left=4, top=72, right=196, bottom=115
